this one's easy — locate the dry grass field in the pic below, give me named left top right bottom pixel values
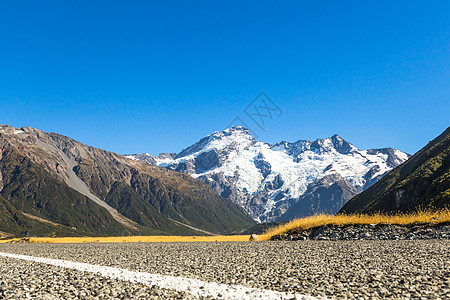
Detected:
left=2, top=210, right=449, bottom=244
left=0, top=235, right=250, bottom=244
left=259, top=209, right=450, bottom=241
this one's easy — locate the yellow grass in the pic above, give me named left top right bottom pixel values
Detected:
left=0, top=235, right=250, bottom=244
left=21, top=212, right=66, bottom=227
left=2, top=210, right=449, bottom=244
left=259, top=209, right=450, bottom=241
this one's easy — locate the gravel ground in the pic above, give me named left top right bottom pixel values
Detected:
left=0, top=256, right=199, bottom=299
left=271, top=223, right=450, bottom=241
left=0, top=240, right=449, bottom=299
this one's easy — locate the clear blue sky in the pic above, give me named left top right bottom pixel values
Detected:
left=1, top=1, right=449, bottom=155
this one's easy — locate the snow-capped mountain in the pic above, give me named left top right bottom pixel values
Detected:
left=126, top=127, right=410, bottom=222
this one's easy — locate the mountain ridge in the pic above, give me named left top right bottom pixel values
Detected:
left=0, top=124, right=255, bottom=237
left=127, top=126, right=410, bottom=222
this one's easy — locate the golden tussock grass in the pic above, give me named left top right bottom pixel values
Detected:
left=2, top=209, right=449, bottom=244
left=259, top=209, right=450, bottom=241
left=0, top=235, right=250, bottom=244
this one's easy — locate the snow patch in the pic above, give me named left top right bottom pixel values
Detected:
left=394, top=150, right=410, bottom=162
left=125, top=155, right=138, bottom=160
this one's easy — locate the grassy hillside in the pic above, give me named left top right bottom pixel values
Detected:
left=340, top=127, right=450, bottom=214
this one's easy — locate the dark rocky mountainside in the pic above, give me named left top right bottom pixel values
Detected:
left=0, top=125, right=254, bottom=237
left=279, top=174, right=358, bottom=220
left=340, top=127, right=450, bottom=214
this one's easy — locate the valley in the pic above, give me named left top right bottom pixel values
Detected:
left=1, top=2, right=449, bottom=299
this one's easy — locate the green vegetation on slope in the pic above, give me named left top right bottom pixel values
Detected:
left=0, top=146, right=133, bottom=237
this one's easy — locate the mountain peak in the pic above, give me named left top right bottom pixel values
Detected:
left=225, top=125, right=248, bottom=131
left=220, top=126, right=253, bottom=137
left=330, top=134, right=355, bottom=154
left=128, top=128, right=410, bottom=222
left=175, top=126, right=255, bottom=159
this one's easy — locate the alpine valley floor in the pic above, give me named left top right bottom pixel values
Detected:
left=0, top=241, right=449, bottom=299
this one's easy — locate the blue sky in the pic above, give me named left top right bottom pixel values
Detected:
left=1, top=1, right=449, bottom=155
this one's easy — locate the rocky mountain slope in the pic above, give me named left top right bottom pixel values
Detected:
left=340, top=127, right=450, bottom=214
left=127, top=127, right=409, bottom=222
left=0, top=125, right=254, bottom=237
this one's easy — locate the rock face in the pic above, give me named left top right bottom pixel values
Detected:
left=127, top=126, right=410, bottom=222
left=279, top=174, right=359, bottom=221
left=249, top=234, right=259, bottom=241
left=0, top=125, right=255, bottom=237
left=340, top=126, right=450, bottom=214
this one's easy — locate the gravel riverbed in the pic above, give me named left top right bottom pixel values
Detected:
left=0, top=240, right=449, bottom=299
